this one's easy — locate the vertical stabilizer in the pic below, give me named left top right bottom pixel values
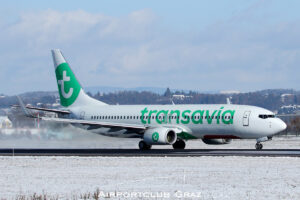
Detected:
left=51, top=49, right=107, bottom=108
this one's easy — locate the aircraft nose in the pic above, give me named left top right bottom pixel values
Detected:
left=276, top=119, right=287, bottom=133
left=281, top=121, right=287, bottom=131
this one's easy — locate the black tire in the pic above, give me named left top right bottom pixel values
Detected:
left=259, top=143, right=263, bottom=149
left=255, top=143, right=263, bottom=150
left=172, top=139, right=186, bottom=149
left=139, top=141, right=151, bottom=150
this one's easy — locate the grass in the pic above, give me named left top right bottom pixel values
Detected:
left=11, top=188, right=103, bottom=200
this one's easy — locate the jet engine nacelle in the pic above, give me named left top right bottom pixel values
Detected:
left=202, top=138, right=232, bottom=145
left=143, top=127, right=177, bottom=145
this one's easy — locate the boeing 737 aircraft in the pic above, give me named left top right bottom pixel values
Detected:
left=21, top=49, right=287, bottom=150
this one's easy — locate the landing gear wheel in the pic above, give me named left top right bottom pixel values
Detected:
left=139, top=141, right=151, bottom=150
left=255, top=142, right=263, bottom=150
left=172, top=139, right=186, bottom=149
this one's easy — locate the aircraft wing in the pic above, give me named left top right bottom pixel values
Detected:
left=16, top=96, right=70, bottom=116
left=41, top=117, right=148, bottom=131
left=25, top=106, right=71, bottom=115
left=17, top=95, right=147, bottom=131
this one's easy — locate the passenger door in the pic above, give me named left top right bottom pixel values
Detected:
left=243, top=111, right=251, bottom=126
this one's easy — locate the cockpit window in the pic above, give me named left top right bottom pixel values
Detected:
left=258, top=114, right=275, bottom=119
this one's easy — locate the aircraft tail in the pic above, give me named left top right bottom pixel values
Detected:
left=51, top=49, right=107, bottom=108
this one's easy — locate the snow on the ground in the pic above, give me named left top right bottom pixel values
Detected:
left=1, top=128, right=300, bottom=199
left=0, top=125, right=300, bottom=149
left=1, top=156, right=300, bottom=199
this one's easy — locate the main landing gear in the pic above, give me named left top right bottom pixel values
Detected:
left=138, top=141, right=152, bottom=150
left=138, top=139, right=186, bottom=150
left=172, top=139, right=186, bottom=149
left=255, top=142, right=263, bottom=150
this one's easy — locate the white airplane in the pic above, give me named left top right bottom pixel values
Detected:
left=21, top=49, right=287, bottom=150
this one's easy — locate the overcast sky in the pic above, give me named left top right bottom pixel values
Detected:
left=1, top=0, right=300, bottom=95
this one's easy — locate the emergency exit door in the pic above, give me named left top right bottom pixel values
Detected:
left=243, top=111, right=251, bottom=126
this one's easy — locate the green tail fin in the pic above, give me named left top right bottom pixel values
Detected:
left=51, top=49, right=107, bottom=107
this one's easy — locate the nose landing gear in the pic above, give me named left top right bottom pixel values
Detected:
left=255, top=142, right=263, bottom=150
left=255, top=136, right=269, bottom=150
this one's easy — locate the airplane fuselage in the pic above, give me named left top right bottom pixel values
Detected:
left=70, top=104, right=286, bottom=140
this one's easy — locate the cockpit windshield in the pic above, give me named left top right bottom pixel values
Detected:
left=258, top=114, right=275, bottom=119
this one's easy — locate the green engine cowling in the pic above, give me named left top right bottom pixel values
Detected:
left=143, top=127, right=177, bottom=145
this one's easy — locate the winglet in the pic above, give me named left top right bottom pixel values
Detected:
left=171, top=99, right=175, bottom=105
left=16, top=96, right=35, bottom=118
left=226, top=97, right=231, bottom=105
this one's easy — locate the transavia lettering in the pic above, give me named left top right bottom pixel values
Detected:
left=140, top=107, right=235, bottom=125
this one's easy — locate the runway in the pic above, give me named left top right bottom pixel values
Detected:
left=0, top=148, right=300, bottom=157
